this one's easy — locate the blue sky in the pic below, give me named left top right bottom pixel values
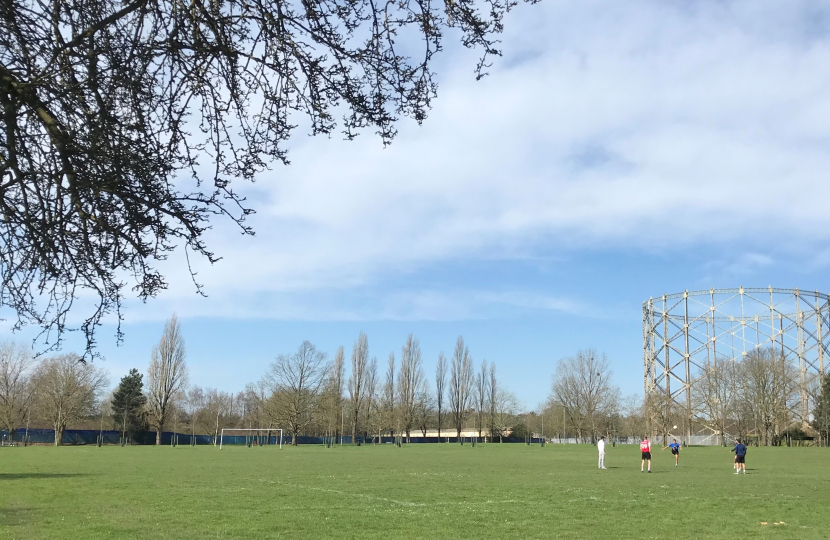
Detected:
left=6, top=0, right=830, bottom=408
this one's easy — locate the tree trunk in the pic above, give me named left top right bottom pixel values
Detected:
left=155, top=425, right=163, bottom=445
left=54, top=424, right=64, bottom=446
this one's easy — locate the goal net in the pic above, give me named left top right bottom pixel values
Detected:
left=219, top=428, right=283, bottom=450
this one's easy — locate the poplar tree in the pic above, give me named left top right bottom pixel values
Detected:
left=813, top=376, right=830, bottom=447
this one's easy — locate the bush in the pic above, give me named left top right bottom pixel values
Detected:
left=507, top=422, right=530, bottom=441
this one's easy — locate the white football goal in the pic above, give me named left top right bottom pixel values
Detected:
left=219, top=428, right=283, bottom=450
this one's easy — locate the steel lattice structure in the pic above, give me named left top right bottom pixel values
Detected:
left=643, top=287, right=830, bottom=439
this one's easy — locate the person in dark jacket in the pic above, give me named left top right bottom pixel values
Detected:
left=732, top=439, right=747, bottom=474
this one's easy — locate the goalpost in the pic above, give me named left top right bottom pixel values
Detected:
left=219, top=428, right=283, bottom=450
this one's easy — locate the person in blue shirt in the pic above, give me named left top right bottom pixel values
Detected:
left=662, top=438, right=681, bottom=467
left=732, top=439, right=747, bottom=474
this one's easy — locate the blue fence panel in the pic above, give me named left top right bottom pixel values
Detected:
left=3, top=429, right=536, bottom=446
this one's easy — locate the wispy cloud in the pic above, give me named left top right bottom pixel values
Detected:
left=116, top=0, right=830, bottom=321
left=702, top=253, right=776, bottom=282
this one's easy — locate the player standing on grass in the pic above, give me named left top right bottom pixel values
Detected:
left=732, top=439, right=747, bottom=474
left=662, top=438, right=681, bottom=467
left=640, top=436, right=652, bottom=473
left=597, top=436, right=607, bottom=469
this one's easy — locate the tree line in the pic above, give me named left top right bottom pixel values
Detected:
left=235, top=332, right=524, bottom=446
left=686, top=347, right=829, bottom=446
left=3, top=318, right=828, bottom=447
left=542, top=347, right=830, bottom=446
left=0, top=316, right=525, bottom=445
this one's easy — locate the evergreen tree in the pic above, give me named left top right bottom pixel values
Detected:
left=813, top=376, right=830, bottom=447
left=111, top=369, right=148, bottom=440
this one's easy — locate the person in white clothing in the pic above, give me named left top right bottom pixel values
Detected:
left=597, top=436, right=607, bottom=469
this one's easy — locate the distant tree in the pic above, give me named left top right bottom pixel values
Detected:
left=551, top=348, right=619, bottom=443
left=738, top=348, right=797, bottom=445
left=381, top=353, right=396, bottom=439
left=325, top=346, right=345, bottom=440
left=491, top=389, right=519, bottom=442
left=348, top=332, right=369, bottom=443
left=415, top=388, right=434, bottom=438
left=110, top=368, right=147, bottom=440
left=435, top=353, right=447, bottom=440
left=508, top=420, right=530, bottom=441
left=488, top=363, right=498, bottom=439
left=185, top=386, right=206, bottom=441
left=475, top=360, right=488, bottom=438
left=813, top=376, right=830, bottom=447
left=692, top=356, right=739, bottom=445
left=0, top=342, right=37, bottom=437
left=265, top=341, right=328, bottom=445
left=203, top=389, right=234, bottom=445
left=363, top=357, right=379, bottom=442
left=398, top=334, right=425, bottom=442
left=32, top=353, right=108, bottom=445
left=619, top=394, right=645, bottom=440
left=146, top=315, right=189, bottom=445
left=449, top=336, right=474, bottom=440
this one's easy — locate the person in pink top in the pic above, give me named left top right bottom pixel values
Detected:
left=640, top=437, right=652, bottom=473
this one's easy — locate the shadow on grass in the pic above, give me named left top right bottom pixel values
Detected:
left=0, top=507, right=36, bottom=527
left=0, top=472, right=87, bottom=480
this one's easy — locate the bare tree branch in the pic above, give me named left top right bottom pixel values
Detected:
left=0, top=0, right=537, bottom=356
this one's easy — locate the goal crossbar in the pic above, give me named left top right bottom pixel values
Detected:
left=219, top=428, right=283, bottom=450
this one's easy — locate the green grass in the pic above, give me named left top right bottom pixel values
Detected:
left=1, top=443, right=828, bottom=539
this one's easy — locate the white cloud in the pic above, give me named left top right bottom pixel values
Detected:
left=130, top=0, right=830, bottom=320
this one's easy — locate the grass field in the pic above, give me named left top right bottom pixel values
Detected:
left=1, top=443, right=828, bottom=539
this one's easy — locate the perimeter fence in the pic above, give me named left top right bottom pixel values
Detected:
left=1, top=429, right=545, bottom=446
left=1, top=429, right=222, bottom=446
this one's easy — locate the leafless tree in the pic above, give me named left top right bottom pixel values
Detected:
left=0, top=0, right=537, bottom=356
left=491, top=389, right=519, bottom=442
left=643, top=390, right=678, bottom=440
left=348, top=332, right=369, bottom=442
left=31, top=353, right=108, bottom=445
left=317, top=347, right=343, bottom=441
left=199, top=388, right=235, bottom=444
left=240, top=381, right=271, bottom=430
left=398, top=334, right=425, bottom=442
left=449, top=336, right=473, bottom=439
left=693, top=356, right=740, bottom=445
left=146, top=314, right=188, bottom=445
left=435, top=352, right=447, bottom=440
left=488, top=362, right=497, bottom=439
left=363, top=357, right=379, bottom=442
left=265, top=341, right=328, bottom=445
left=540, top=398, right=564, bottom=441
left=185, top=385, right=206, bottom=441
left=738, top=348, right=797, bottom=445
left=814, top=375, right=830, bottom=447
left=551, top=348, right=619, bottom=443
left=475, top=359, right=488, bottom=438
left=619, top=394, right=645, bottom=440
left=381, top=352, right=396, bottom=439
left=415, top=388, right=434, bottom=438
left=327, top=346, right=345, bottom=440
left=0, top=341, right=36, bottom=437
